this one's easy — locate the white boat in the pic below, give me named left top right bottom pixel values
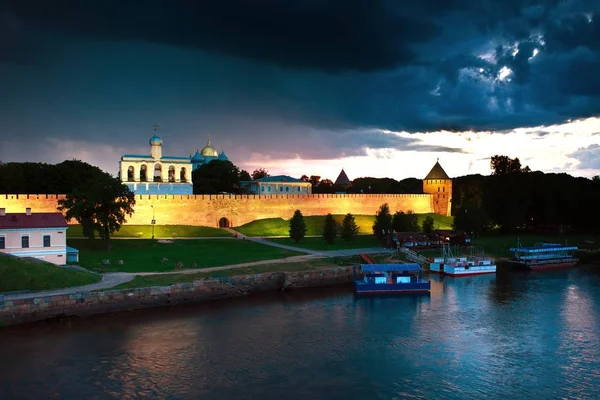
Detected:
left=430, top=244, right=496, bottom=277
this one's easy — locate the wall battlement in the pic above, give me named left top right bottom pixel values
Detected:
left=1, top=192, right=437, bottom=227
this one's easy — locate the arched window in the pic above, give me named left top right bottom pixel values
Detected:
left=168, top=166, right=176, bottom=182
left=153, top=164, right=162, bottom=182
left=127, top=166, right=135, bottom=182
left=180, top=167, right=187, bottom=182
left=140, top=165, right=148, bottom=182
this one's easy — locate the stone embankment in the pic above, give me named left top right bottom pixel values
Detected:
left=0, top=267, right=356, bottom=327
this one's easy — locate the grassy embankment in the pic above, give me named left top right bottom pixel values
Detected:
left=109, top=253, right=403, bottom=290
left=237, top=213, right=453, bottom=250
left=0, top=253, right=101, bottom=293
left=66, top=225, right=231, bottom=238
left=70, top=239, right=302, bottom=273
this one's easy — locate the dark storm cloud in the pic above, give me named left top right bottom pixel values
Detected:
left=0, top=0, right=599, bottom=151
left=2, top=0, right=446, bottom=72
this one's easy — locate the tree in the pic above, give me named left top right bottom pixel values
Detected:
left=392, top=210, right=419, bottom=232
left=289, top=209, right=307, bottom=243
left=309, top=175, right=321, bottom=188
left=422, top=216, right=435, bottom=234
left=593, top=175, right=600, bottom=183
left=341, top=213, right=359, bottom=243
left=252, top=168, right=270, bottom=180
left=239, top=169, right=251, bottom=181
left=322, top=213, right=337, bottom=245
left=315, top=178, right=334, bottom=194
left=58, top=175, right=135, bottom=250
left=193, top=160, right=241, bottom=194
left=490, top=155, right=530, bottom=175
left=300, top=175, right=310, bottom=182
left=372, top=203, right=392, bottom=240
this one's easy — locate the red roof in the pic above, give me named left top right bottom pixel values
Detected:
left=0, top=213, right=68, bottom=229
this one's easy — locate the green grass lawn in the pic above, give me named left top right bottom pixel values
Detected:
left=70, top=239, right=302, bottom=273
left=109, top=255, right=365, bottom=290
left=235, top=213, right=454, bottom=237
left=0, top=253, right=101, bottom=293
left=418, top=233, right=600, bottom=259
left=66, top=225, right=231, bottom=238
left=268, top=235, right=382, bottom=251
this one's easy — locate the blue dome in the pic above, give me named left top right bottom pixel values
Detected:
left=149, top=135, right=163, bottom=145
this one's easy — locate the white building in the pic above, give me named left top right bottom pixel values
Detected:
left=247, top=175, right=312, bottom=195
left=0, top=208, right=69, bottom=265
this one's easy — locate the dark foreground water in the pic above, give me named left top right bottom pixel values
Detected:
left=2, top=266, right=600, bottom=400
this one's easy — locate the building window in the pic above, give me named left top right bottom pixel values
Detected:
left=443, top=187, right=445, bottom=192
left=261, top=186, right=264, bottom=192
left=286, top=186, right=289, bottom=192
left=436, top=200, right=439, bottom=205
left=297, top=187, right=300, bottom=192
left=280, top=186, right=283, bottom=192
left=43, top=235, right=51, bottom=247
left=268, top=186, right=271, bottom=192
left=22, top=236, right=29, bottom=248
left=0, top=237, right=4, bottom=249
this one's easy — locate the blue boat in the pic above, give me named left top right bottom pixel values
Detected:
left=354, top=264, right=431, bottom=294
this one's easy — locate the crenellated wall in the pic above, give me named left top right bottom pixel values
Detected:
left=0, top=193, right=437, bottom=227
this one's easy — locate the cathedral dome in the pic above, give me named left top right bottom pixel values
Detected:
left=149, top=135, right=163, bottom=146
left=200, top=138, right=218, bottom=157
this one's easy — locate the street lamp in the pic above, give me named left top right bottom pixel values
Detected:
left=151, top=205, right=156, bottom=239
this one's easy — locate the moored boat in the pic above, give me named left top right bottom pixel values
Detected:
left=354, top=264, right=430, bottom=294
left=508, top=242, right=579, bottom=270
left=429, top=244, right=496, bottom=277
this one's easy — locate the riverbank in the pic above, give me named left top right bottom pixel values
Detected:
left=0, top=266, right=356, bottom=327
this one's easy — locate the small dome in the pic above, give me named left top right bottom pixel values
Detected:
left=149, top=135, right=163, bottom=146
left=200, top=138, right=218, bottom=157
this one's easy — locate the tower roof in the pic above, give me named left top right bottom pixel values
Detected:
left=200, top=138, right=218, bottom=157
left=334, top=168, right=352, bottom=185
left=425, top=161, right=450, bottom=180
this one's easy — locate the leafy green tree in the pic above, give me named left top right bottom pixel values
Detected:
left=392, top=210, right=420, bottom=232
left=289, top=209, right=307, bottom=243
left=251, top=168, right=270, bottom=180
left=322, top=213, right=337, bottom=244
left=490, top=155, right=530, bottom=175
left=58, top=175, right=136, bottom=250
left=422, top=216, right=435, bottom=234
left=239, top=169, right=251, bottom=181
left=341, top=213, right=359, bottom=243
left=372, top=203, right=392, bottom=239
left=192, top=160, right=241, bottom=194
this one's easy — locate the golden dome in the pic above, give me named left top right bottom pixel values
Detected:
left=200, top=138, right=218, bottom=157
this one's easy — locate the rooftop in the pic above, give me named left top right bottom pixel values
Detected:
left=334, top=169, right=352, bottom=186
left=360, top=264, right=422, bottom=272
left=256, top=175, right=306, bottom=183
left=425, top=161, right=450, bottom=180
left=0, top=212, right=68, bottom=229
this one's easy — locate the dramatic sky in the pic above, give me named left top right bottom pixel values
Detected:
left=1, top=0, right=599, bottom=180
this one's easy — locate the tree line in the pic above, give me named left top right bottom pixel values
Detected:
left=453, top=156, right=600, bottom=234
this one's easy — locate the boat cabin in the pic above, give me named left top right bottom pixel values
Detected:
left=354, top=264, right=431, bottom=294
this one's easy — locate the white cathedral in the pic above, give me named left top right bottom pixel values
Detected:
left=119, top=133, right=229, bottom=195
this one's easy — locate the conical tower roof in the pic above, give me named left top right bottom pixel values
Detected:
left=425, top=160, right=450, bottom=180
left=334, top=168, right=352, bottom=185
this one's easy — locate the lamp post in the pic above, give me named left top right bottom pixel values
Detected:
left=151, top=205, right=156, bottom=239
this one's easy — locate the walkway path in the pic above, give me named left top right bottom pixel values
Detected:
left=2, top=273, right=135, bottom=300
left=5, top=230, right=395, bottom=299
left=135, top=254, right=324, bottom=276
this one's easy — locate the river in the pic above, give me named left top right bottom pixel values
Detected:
left=1, top=265, right=600, bottom=399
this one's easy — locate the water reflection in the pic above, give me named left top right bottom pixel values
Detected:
left=1, top=269, right=600, bottom=399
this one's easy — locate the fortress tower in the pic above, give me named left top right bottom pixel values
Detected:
left=423, top=159, right=452, bottom=216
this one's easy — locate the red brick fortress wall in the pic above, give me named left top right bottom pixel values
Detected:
left=422, top=179, right=452, bottom=216
left=1, top=193, right=436, bottom=227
